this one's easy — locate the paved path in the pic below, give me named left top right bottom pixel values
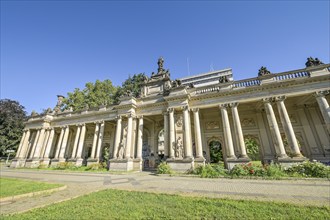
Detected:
left=1, top=167, right=329, bottom=215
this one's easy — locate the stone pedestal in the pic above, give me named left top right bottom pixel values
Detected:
left=87, top=158, right=99, bottom=166
left=225, top=157, right=250, bottom=170
left=277, top=157, right=308, bottom=169
left=76, top=158, right=84, bottom=167
left=194, top=157, right=206, bottom=167
left=42, top=158, right=51, bottom=167
left=109, top=159, right=134, bottom=171
left=133, top=158, right=143, bottom=171
left=24, top=159, right=33, bottom=168
left=10, top=159, right=19, bottom=168
left=50, top=159, right=59, bottom=167
left=166, top=157, right=194, bottom=172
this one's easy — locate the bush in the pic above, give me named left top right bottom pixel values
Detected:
left=86, top=163, right=107, bottom=171
left=157, top=162, right=173, bottom=174
left=192, top=164, right=228, bottom=178
left=230, top=162, right=267, bottom=177
left=52, top=162, right=76, bottom=170
left=286, top=161, right=330, bottom=178
left=264, top=163, right=287, bottom=177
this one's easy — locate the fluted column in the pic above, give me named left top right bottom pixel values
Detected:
left=91, top=122, right=100, bottom=159
left=168, top=108, right=175, bottom=158
left=136, top=116, right=143, bottom=159
left=192, top=108, right=204, bottom=159
left=314, top=90, right=330, bottom=133
left=21, top=130, right=31, bottom=159
left=58, top=126, right=70, bottom=161
left=113, top=116, right=122, bottom=159
left=276, top=96, right=302, bottom=157
left=40, top=129, right=50, bottom=158
left=43, top=128, right=55, bottom=159
left=54, top=127, right=65, bottom=159
left=219, top=104, right=236, bottom=159
left=33, top=128, right=46, bottom=159
left=182, top=106, right=193, bottom=158
left=71, top=125, right=81, bottom=158
left=30, top=129, right=41, bottom=159
left=230, top=103, right=248, bottom=158
left=16, top=130, right=27, bottom=158
left=163, top=111, right=169, bottom=158
left=263, top=98, right=287, bottom=158
left=76, top=124, right=86, bottom=159
left=125, top=114, right=133, bottom=159
left=96, top=121, right=105, bottom=160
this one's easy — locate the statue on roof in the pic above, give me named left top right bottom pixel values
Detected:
left=219, top=75, right=229, bottom=83
left=258, top=66, right=271, bottom=77
left=158, top=57, right=164, bottom=73
left=305, top=57, right=324, bottom=67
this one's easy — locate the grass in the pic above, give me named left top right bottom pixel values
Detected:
left=0, top=177, right=63, bottom=198
left=2, top=189, right=330, bottom=219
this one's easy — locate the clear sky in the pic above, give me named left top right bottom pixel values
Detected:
left=1, top=0, right=329, bottom=114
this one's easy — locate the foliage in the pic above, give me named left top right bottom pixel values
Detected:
left=192, top=164, right=228, bottom=178
left=114, top=73, right=146, bottom=102
left=0, top=99, right=27, bottom=157
left=3, top=189, right=330, bottom=220
left=50, top=162, right=76, bottom=170
left=0, top=177, right=62, bottom=198
left=62, top=80, right=118, bottom=111
left=157, top=162, right=173, bottom=174
left=209, top=141, right=223, bottom=163
left=230, top=162, right=287, bottom=178
left=286, top=161, right=330, bottom=178
left=47, top=162, right=107, bottom=172
left=245, top=138, right=260, bottom=161
left=85, top=163, right=107, bottom=171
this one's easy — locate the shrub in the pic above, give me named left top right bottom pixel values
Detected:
left=264, top=163, right=287, bottom=177
left=192, top=164, right=227, bottom=178
left=157, top=162, right=173, bottom=174
left=52, top=162, right=75, bottom=170
left=286, top=161, right=330, bottom=178
left=86, top=163, right=106, bottom=171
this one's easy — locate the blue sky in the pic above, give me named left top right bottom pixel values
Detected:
left=1, top=1, right=329, bottom=114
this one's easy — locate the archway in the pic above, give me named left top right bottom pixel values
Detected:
left=209, top=140, right=223, bottom=163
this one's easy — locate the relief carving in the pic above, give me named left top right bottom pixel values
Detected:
left=206, top=121, right=220, bottom=130
left=241, top=118, right=256, bottom=127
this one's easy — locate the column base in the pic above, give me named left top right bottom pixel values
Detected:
left=277, top=156, right=308, bottom=168
left=194, top=157, right=206, bottom=167
left=42, top=158, right=51, bottom=167
left=86, top=158, right=99, bottom=166
left=76, top=158, right=84, bottom=167
left=109, top=158, right=134, bottom=171
left=30, top=158, right=42, bottom=168
left=225, top=157, right=249, bottom=170
left=166, top=157, right=194, bottom=172
left=10, top=159, right=19, bottom=168
left=133, top=158, right=143, bottom=171
left=50, top=159, right=59, bottom=167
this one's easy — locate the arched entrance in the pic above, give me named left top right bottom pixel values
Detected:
left=209, top=140, right=223, bottom=163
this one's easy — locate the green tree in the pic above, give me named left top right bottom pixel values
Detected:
left=0, top=99, right=27, bottom=157
left=62, top=79, right=118, bottom=111
left=245, top=138, right=260, bottom=161
left=209, top=141, right=223, bottom=163
left=114, top=73, right=146, bottom=102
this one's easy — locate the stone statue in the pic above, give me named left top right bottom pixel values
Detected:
left=31, top=110, right=39, bottom=117
left=258, top=66, right=271, bottom=77
left=174, top=137, right=183, bottom=158
left=219, top=75, right=229, bottom=83
left=117, top=143, right=124, bottom=159
left=158, top=57, right=164, bottom=73
left=305, top=57, right=324, bottom=67
left=171, top=79, right=182, bottom=88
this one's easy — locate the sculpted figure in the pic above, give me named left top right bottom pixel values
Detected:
left=174, top=137, right=183, bottom=158
left=258, top=66, right=271, bottom=77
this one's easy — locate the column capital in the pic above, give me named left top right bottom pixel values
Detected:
left=137, top=115, right=143, bottom=119
left=191, top=108, right=199, bottom=113
left=167, top=107, right=174, bottom=113
left=314, top=90, right=330, bottom=98
left=219, top=103, right=229, bottom=109
left=181, top=105, right=189, bottom=111
left=23, top=128, right=29, bottom=132
left=229, top=102, right=239, bottom=108
left=115, top=115, right=122, bottom=121
left=61, top=125, right=69, bottom=129
left=275, top=95, right=286, bottom=102
left=262, top=97, right=275, bottom=103
left=126, top=112, right=134, bottom=118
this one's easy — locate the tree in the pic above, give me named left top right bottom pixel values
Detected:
left=114, top=73, right=146, bottom=102
left=245, top=138, right=260, bottom=161
left=0, top=99, right=27, bottom=157
left=62, top=79, right=118, bottom=111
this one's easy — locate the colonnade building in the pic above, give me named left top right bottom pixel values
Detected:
left=11, top=58, right=330, bottom=171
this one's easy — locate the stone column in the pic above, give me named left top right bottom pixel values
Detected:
left=16, top=130, right=27, bottom=158
left=276, top=96, right=302, bottom=157
left=219, top=104, right=236, bottom=159
left=230, top=103, right=248, bottom=158
left=314, top=91, right=330, bottom=133
left=21, top=130, right=31, bottom=159
left=125, top=114, right=133, bottom=159
left=30, top=129, right=41, bottom=159
left=136, top=116, right=143, bottom=159
left=54, top=127, right=65, bottom=159
left=33, top=128, right=46, bottom=159
left=192, top=108, right=204, bottom=159
left=168, top=108, right=175, bottom=158
left=71, top=125, right=81, bottom=158
left=40, top=129, right=50, bottom=158
left=43, top=128, right=55, bottom=159
left=182, top=106, right=193, bottom=158
left=76, top=124, right=86, bottom=159
left=96, top=121, right=105, bottom=161
left=163, top=111, right=169, bottom=158
left=91, top=122, right=100, bottom=159
left=58, top=126, right=70, bottom=161
left=113, top=116, right=122, bottom=159
left=263, top=98, right=287, bottom=158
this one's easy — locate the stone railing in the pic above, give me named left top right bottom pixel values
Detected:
left=193, top=64, right=330, bottom=95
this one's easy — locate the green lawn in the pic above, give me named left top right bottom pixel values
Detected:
left=3, top=189, right=330, bottom=220
left=0, top=177, right=63, bottom=198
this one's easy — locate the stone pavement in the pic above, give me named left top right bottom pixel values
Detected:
left=0, top=167, right=329, bottom=215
